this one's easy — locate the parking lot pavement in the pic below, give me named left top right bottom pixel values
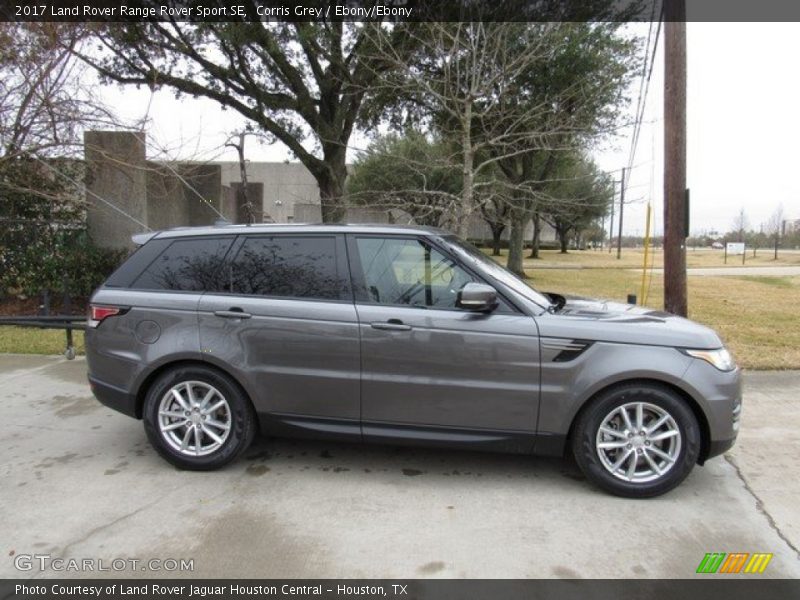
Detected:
left=1, top=355, right=798, bottom=579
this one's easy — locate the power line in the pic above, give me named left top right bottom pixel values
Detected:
left=626, top=5, right=664, bottom=181
left=156, top=158, right=226, bottom=220
left=31, top=155, right=152, bottom=231
left=628, top=19, right=657, bottom=165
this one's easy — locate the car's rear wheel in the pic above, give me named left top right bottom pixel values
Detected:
left=143, top=365, right=256, bottom=470
left=571, top=383, right=701, bottom=498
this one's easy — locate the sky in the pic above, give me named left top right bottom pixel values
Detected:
left=97, top=22, right=800, bottom=236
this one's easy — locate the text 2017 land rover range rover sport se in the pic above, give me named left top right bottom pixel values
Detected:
left=86, top=224, right=741, bottom=497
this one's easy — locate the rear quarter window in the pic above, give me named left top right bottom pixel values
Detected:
left=132, top=237, right=234, bottom=292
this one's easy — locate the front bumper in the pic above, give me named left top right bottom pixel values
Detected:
left=706, top=436, right=737, bottom=460
left=682, top=361, right=742, bottom=462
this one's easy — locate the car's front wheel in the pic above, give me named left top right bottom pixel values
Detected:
left=572, top=383, right=701, bottom=498
left=143, top=365, right=256, bottom=470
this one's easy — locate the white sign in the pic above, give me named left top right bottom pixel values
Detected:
left=726, top=242, right=745, bottom=255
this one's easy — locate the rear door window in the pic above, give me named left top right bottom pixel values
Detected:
left=225, top=236, right=346, bottom=301
left=133, top=237, right=233, bottom=291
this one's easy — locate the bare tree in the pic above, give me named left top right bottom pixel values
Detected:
left=362, top=23, right=566, bottom=239
left=731, top=207, right=749, bottom=243
left=0, top=23, right=113, bottom=170
left=529, top=212, right=544, bottom=259
left=369, top=24, right=634, bottom=273
left=346, top=131, right=463, bottom=228
left=489, top=23, right=636, bottom=275
left=0, top=23, right=121, bottom=279
left=225, top=131, right=257, bottom=225
left=765, top=204, right=785, bottom=260
left=480, top=195, right=512, bottom=256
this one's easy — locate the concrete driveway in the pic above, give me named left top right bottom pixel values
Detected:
left=1, top=354, right=798, bottom=579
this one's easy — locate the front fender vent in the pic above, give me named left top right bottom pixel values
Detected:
left=541, top=338, right=594, bottom=363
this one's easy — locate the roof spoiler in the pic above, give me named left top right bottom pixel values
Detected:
left=132, top=232, right=158, bottom=246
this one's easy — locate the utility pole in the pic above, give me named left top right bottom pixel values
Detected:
left=617, top=167, right=625, bottom=259
left=608, top=180, right=616, bottom=254
left=663, top=0, right=688, bottom=316
left=600, top=215, right=605, bottom=250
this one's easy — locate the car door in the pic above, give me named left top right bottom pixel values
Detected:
left=198, top=233, right=361, bottom=437
left=348, top=234, right=541, bottom=451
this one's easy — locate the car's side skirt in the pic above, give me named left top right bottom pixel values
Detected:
left=258, top=412, right=567, bottom=457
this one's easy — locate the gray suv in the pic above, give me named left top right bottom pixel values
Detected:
left=86, top=224, right=741, bottom=497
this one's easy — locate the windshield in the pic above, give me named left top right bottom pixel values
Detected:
left=442, top=236, right=554, bottom=311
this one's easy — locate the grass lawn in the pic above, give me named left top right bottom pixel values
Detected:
left=526, top=268, right=800, bottom=370
left=0, top=327, right=85, bottom=356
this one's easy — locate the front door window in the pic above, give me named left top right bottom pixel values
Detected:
left=355, top=237, right=474, bottom=309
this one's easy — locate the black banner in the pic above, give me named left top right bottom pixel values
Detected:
left=2, top=0, right=800, bottom=23
left=3, top=580, right=800, bottom=600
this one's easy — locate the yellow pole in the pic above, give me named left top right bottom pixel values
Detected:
left=640, top=203, right=652, bottom=305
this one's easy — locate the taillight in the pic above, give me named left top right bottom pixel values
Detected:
left=88, top=305, right=126, bottom=327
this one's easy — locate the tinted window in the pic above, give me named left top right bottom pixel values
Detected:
left=133, top=237, right=233, bottom=291
left=227, top=236, right=343, bottom=300
left=355, top=237, right=474, bottom=308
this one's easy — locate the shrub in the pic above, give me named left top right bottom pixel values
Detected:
left=1, top=158, right=127, bottom=305
left=1, top=228, right=126, bottom=302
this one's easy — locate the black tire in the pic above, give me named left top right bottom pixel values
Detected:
left=571, top=383, right=701, bottom=498
left=143, top=365, right=257, bottom=470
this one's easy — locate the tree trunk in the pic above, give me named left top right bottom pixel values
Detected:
left=774, top=234, right=779, bottom=260
left=529, top=212, right=541, bottom=259
left=558, top=228, right=569, bottom=253
left=318, top=174, right=346, bottom=223
left=456, top=102, right=474, bottom=239
left=507, top=210, right=528, bottom=277
left=490, top=224, right=504, bottom=256
left=317, top=147, right=348, bottom=223
left=233, top=133, right=255, bottom=224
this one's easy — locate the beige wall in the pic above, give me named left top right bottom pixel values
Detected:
left=84, top=130, right=556, bottom=247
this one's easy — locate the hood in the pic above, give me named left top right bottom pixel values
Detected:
left=535, top=295, right=723, bottom=350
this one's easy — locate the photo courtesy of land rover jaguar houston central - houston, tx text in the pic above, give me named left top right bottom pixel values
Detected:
left=85, top=224, right=741, bottom=497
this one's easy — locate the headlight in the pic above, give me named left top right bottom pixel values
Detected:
left=681, top=347, right=736, bottom=372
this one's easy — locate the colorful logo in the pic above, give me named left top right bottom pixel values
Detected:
left=696, top=552, right=773, bottom=574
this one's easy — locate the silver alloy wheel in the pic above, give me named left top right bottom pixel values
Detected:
left=157, top=381, right=232, bottom=457
left=595, top=401, right=682, bottom=483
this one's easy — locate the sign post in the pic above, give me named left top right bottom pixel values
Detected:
left=726, top=242, right=746, bottom=266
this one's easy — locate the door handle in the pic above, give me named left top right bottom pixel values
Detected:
left=214, top=308, right=251, bottom=320
left=370, top=320, right=411, bottom=331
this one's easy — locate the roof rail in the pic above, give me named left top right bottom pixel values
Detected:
left=131, top=232, right=158, bottom=246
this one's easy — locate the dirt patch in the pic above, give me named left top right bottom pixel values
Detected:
left=418, top=561, right=445, bottom=575
left=46, top=361, right=90, bottom=386
left=52, top=395, right=100, bottom=418
left=402, top=468, right=423, bottom=477
left=246, top=464, right=270, bottom=477
left=34, top=452, right=80, bottom=469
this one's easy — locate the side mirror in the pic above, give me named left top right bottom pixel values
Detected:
left=456, top=282, right=498, bottom=313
